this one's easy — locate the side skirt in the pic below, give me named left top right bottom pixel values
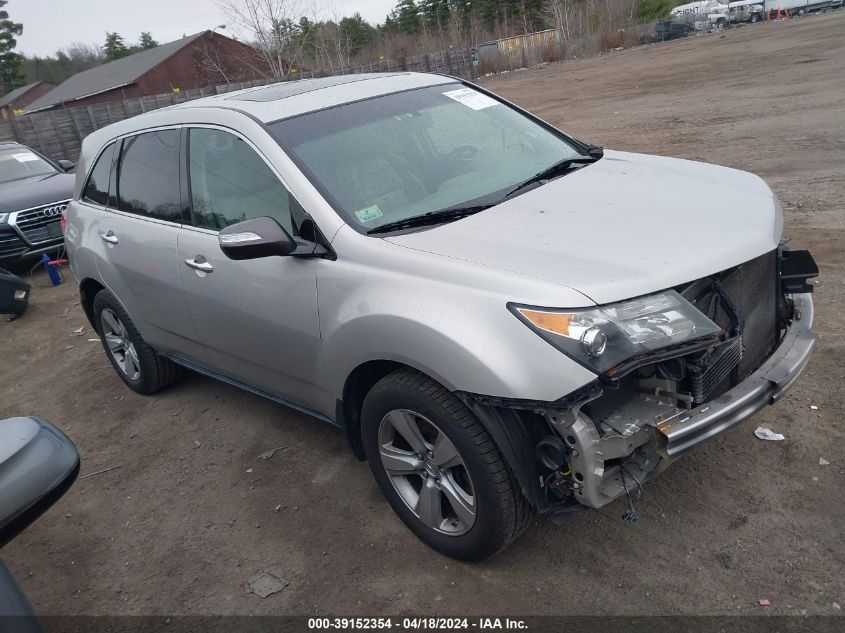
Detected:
left=164, top=354, right=338, bottom=428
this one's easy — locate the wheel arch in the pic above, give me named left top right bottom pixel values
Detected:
left=338, top=359, right=420, bottom=461
left=338, top=360, right=552, bottom=511
left=79, top=277, right=106, bottom=331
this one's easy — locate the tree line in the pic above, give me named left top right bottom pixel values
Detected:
left=1, top=0, right=675, bottom=96
left=223, top=0, right=674, bottom=79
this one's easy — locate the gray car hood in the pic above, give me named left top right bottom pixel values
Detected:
left=386, top=150, right=783, bottom=305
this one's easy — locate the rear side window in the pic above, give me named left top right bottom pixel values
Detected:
left=187, top=127, right=299, bottom=235
left=117, top=130, right=182, bottom=222
left=82, top=142, right=115, bottom=205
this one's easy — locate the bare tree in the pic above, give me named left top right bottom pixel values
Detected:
left=196, top=36, right=234, bottom=84
left=219, top=0, right=304, bottom=79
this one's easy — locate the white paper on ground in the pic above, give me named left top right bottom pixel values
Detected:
left=754, top=426, right=785, bottom=441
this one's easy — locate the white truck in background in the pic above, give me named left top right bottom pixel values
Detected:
left=723, top=0, right=766, bottom=23
left=669, top=0, right=840, bottom=27
left=670, top=0, right=729, bottom=28
left=670, top=0, right=727, bottom=20
left=765, top=0, right=843, bottom=15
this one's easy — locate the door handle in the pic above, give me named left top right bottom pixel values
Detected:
left=184, top=256, right=213, bottom=274
left=100, top=230, right=118, bottom=244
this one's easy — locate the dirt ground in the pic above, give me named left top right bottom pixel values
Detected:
left=1, top=12, right=843, bottom=617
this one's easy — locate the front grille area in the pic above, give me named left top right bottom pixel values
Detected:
left=0, top=229, right=28, bottom=259
left=718, top=250, right=778, bottom=380
left=15, top=202, right=68, bottom=244
left=682, top=250, right=778, bottom=400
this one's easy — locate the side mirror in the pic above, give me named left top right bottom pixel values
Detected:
left=0, top=417, right=79, bottom=548
left=218, top=217, right=297, bottom=260
left=56, top=160, right=75, bottom=173
left=585, top=144, right=604, bottom=159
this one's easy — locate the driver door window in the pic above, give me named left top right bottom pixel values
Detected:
left=187, top=127, right=300, bottom=235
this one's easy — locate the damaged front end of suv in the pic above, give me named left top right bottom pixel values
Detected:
left=460, top=246, right=817, bottom=520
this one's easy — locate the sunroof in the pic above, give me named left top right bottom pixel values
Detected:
left=229, top=74, right=407, bottom=102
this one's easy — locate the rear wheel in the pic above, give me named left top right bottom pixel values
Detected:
left=361, top=369, right=533, bottom=560
left=93, top=290, right=183, bottom=394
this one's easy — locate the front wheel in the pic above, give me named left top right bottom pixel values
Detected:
left=361, top=369, right=533, bottom=560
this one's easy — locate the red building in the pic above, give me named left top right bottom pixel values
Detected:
left=26, top=31, right=271, bottom=112
left=0, top=81, right=54, bottom=119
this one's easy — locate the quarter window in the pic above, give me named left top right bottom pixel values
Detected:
left=187, top=127, right=299, bottom=235
left=116, top=130, right=182, bottom=222
left=82, top=142, right=115, bottom=205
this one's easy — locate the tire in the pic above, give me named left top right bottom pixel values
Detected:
left=750, top=13, right=760, bottom=23
left=361, top=369, right=534, bottom=560
left=92, top=289, right=183, bottom=395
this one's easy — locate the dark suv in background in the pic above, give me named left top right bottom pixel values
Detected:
left=640, top=21, right=698, bottom=44
left=0, top=142, right=74, bottom=265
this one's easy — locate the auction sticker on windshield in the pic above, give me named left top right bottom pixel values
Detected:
left=442, top=88, right=498, bottom=110
left=11, top=152, right=40, bottom=163
left=354, top=205, right=383, bottom=223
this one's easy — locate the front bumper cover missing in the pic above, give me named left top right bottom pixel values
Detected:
left=656, top=292, right=815, bottom=457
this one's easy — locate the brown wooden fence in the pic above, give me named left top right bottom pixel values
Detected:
left=0, top=119, right=15, bottom=142
left=8, top=46, right=475, bottom=163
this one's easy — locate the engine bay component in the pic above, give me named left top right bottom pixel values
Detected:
left=686, top=335, right=743, bottom=403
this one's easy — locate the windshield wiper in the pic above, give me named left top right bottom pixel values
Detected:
left=367, top=205, right=492, bottom=235
left=504, top=156, right=599, bottom=198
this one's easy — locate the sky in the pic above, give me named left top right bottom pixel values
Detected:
left=9, top=0, right=398, bottom=57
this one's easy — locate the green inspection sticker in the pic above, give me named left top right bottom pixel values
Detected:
left=354, top=205, right=383, bottom=223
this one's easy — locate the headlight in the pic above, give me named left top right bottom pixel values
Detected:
left=0, top=213, right=8, bottom=224
left=510, top=290, right=722, bottom=373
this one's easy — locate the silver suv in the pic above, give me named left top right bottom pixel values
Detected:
left=65, top=73, right=817, bottom=560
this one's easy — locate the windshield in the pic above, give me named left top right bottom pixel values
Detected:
left=0, top=147, right=57, bottom=184
left=270, top=84, right=585, bottom=233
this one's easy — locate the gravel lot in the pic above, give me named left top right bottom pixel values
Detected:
left=1, top=11, right=843, bottom=617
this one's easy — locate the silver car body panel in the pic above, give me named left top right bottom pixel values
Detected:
left=94, top=209, right=195, bottom=354
left=177, top=223, right=325, bottom=412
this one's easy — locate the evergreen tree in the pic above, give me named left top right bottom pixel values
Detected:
left=0, top=0, right=24, bottom=92
left=339, top=13, right=376, bottom=54
left=139, top=32, right=159, bottom=50
left=396, top=0, right=421, bottom=34
left=102, top=32, right=130, bottom=61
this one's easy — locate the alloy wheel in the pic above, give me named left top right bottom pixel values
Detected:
left=101, top=308, right=141, bottom=381
left=377, top=409, right=476, bottom=535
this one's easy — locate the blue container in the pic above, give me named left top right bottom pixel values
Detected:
left=41, top=254, right=62, bottom=286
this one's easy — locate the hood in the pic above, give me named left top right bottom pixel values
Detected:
left=386, top=150, right=782, bottom=305
left=0, top=172, right=75, bottom=213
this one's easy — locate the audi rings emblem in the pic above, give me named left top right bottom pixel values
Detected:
left=42, top=205, right=66, bottom=218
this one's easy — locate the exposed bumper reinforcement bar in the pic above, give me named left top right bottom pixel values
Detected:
left=656, top=293, right=814, bottom=457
